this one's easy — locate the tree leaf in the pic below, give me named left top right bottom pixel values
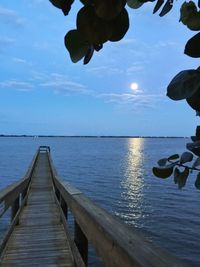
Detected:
left=192, top=157, right=200, bottom=168
left=186, top=86, right=200, bottom=112
left=94, top=0, right=126, bottom=20
left=152, top=165, right=174, bottom=178
left=109, top=8, right=129, bottom=42
left=94, top=44, right=103, bottom=51
left=186, top=141, right=200, bottom=156
left=127, top=0, right=144, bottom=9
left=180, top=1, right=200, bottom=31
left=153, top=0, right=164, bottom=14
left=167, top=69, right=200, bottom=100
left=180, top=151, right=193, bottom=164
left=185, top=32, right=200, bottom=58
left=49, top=0, right=74, bottom=15
left=77, top=6, right=112, bottom=45
left=159, top=0, right=173, bottom=17
left=168, top=154, right=179, bottom=160
left=177, top=167, right=189, bottom=189
left=83, top=46, right=94, bottom=64
left=157, top=158, right=168, bottom=166
left=174, top=167, right=180, bottom=184
left=195, top=172, right=200, bottom=189
left=64, top=30, right=90, bottom=63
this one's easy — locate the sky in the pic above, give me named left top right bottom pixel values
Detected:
left=0, top=0, right=199, bottom=136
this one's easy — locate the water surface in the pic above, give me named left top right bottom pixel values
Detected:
left=0, top=137, right=199, bottom=266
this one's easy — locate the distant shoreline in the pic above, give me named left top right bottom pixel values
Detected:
left=0, top=135, right=189, bottom=138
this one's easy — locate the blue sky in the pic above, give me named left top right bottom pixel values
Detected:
left=0, top=0, right=199, bottom=136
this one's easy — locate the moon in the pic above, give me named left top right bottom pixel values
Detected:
left=130, top=82, right=139, bottom=91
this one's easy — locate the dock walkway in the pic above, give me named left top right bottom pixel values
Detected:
left=0, top=150, right=74, bottom=266
left=0, top=146, right=189, bottom=267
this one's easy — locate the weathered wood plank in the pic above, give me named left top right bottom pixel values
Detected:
left=0, top=151, right=75, bottom=267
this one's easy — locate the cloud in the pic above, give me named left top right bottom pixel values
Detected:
left=97, top=92, right=163, bottom=111
left=0, top=6, right=25, bottom=26
left=0, top=37, right=15, bottom=45
left=126, top=63, right=145, bottom=75
left=39, top=73, right=88, bottom=95
left=13, top=57, right=27, bottom=64
left=86, top=66, right=123, bottom=76
left=0, top=80, right=33, bottom=91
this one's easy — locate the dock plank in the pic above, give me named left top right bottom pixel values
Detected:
left=0, top=153, right=75, bottom=267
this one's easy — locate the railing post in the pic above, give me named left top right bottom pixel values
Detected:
left=11, top=196, right=20, bottom=224
left=21, top=186, right=28, bottom=206
left=55, top=186, right=60, bottom=200
left=74, top=221, right=88, bottom=266
left=60, top=195, right=68, bottom=220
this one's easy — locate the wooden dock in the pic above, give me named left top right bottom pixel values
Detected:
left=0, top=146, right=189, bottom=267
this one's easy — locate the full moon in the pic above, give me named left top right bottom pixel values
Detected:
left=130, top=82, right=139, bottom=91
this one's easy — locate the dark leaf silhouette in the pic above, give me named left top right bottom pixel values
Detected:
left=159, top=0, right=173, bottom=17
left=64, top=30, right=90, bottom=63
left=84, top=46, right=94, bottom=64
left=153, top=0, right=164, bottom=14
left=195, top=172, right=200, bottom=189
left=167, top=69, right=200, bottom=100
left=185, top=32, right=200, bottom=58
left=49, top=0, right=74, bottom=15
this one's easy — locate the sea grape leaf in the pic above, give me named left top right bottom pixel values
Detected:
left=180, top=1, right=200, bottom=31
left=177, top=167, right=189, bottom=189
left=153, top=0, right=164, bottom=14
left=83, top=46, right=94, bottom=64
left=157, top=158, right=168, bottom=166
left=94, top=44, right=103, bottom=51
left=180, top=151, right=193, bottom=164
left=185, top=32, right=200, bottom=58
left=109, top=8, right=129, bottom=42
left=159, top=0, right=173, bottom=17
left=186, top=87, right=200, bottom=112
left=152, top=165, right=174, bottom=178
left=192, top=157, right=200, bottom=168
left=195, top=172, right=200, bottom=189
left=93, top=0, right=126, bottom=20
left=49, top=0, right=74, bottom=15
left=80, top=0, right=90, bottom=5
left=167, top=69, right=200, bottom=100
left=127, top=0, right=144, bottom=9
left=168, top=154, right=179, bottom=160
left=77, top=6, right=112, bottom=45
left=64, top=30, right=90, bottom=63
left=187, top=141, right=200, bottom=156
left=174, top=167, right=180, bottom=184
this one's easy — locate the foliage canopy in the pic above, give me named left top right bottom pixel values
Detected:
left=49, top=0, right=200, bottom=189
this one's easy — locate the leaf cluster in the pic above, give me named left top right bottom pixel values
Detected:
left=49, top=0, right=200, bottom=65
left=153, top=138, right=200, bottom=189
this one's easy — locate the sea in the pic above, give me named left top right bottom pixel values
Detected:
left=0, top=137, right=199, bottom=266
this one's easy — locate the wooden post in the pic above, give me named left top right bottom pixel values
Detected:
left=55, top=187, right=60, bottom=200
left=74, top=221, right=88, bottom=266
left=21, top=186, right=28, bottom=206
left=60, top=195, right=68, bottom=220
left=11, top=196, right=20, bottom=224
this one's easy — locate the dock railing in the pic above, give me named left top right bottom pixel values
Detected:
left=47, top=148, right=188, bottom=267
left=0, top=148, right=39, bottom=254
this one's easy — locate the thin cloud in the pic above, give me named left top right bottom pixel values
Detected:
left=0, top=80, right=33, bottom=91
left=0, top=37, right=15, bottom=45
left=0, top=6, right=25, bottom=26
left=97, top=92, right=163, bottom=110
left=40, top=73, right=88, bottom=95
left=126, top=64, right=145, bottom=75
left=86, top=66, right=123, bottom=76
left=13, top=57, right=29, bottom=65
